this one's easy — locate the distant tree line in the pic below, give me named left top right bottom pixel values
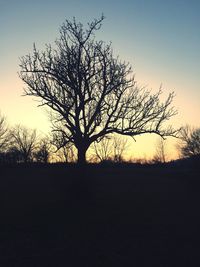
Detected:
left=0, top=114, right=51, bottom=164
left=1, top=111, right=200, bottom=165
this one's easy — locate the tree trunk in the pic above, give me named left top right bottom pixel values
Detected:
left=77, top=144, right=88, bottom=166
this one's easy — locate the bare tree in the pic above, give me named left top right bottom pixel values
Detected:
left=63, top=144, right=76, bottom=163
left=92, top=136, right=112, bottom=162
left=56, top=143, right=76, bottom=163
left=152, top=137, right=167, bottom=163
left=113, top=136, right=128, bottom=162
left=34, top=138, right=51, bottom=163
left=10, top=125, right=37, bottom=163
left=0, top=113, right=10, bottom=152
left=19, top=16, right=178, bottom=165
left=51, top=129, right=76, bottom=162
left=179, top=125, right=200, bottom=158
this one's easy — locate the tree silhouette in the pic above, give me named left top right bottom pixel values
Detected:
left=34, top=138, right=51, bottom=163
left=152, top=137, right=167, bottom=163
left=112, top=136, right=128, bottom=162
left=10, top=125, right=37, bottom=163
left=0, top=113, right=10, bottom=152
left=93, top=136, right=112, bottom=162
left=179, top=125, right=200, bottom=158
left=19, top=16, right=178, bottom=165
left=52, top=130, right=76, bottom=162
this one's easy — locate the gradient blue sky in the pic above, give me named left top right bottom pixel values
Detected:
left=0, top=0, right=199, bottom=159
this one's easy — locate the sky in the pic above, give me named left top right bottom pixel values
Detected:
left=0, top=0, right=200, bottom=160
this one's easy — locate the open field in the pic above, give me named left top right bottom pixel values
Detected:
left=0, top=163, right=200, bottom=266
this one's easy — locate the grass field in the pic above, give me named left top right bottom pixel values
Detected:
left=0, top=163, right=200, bottom=266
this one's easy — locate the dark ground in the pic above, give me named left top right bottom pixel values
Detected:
left=0, top=162, right=200, bottom=266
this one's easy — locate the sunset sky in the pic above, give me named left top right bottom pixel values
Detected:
left=0, top=0, right=199, bottom=160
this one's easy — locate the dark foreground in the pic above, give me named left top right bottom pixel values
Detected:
left=0, top=163, right=200, bottom=266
